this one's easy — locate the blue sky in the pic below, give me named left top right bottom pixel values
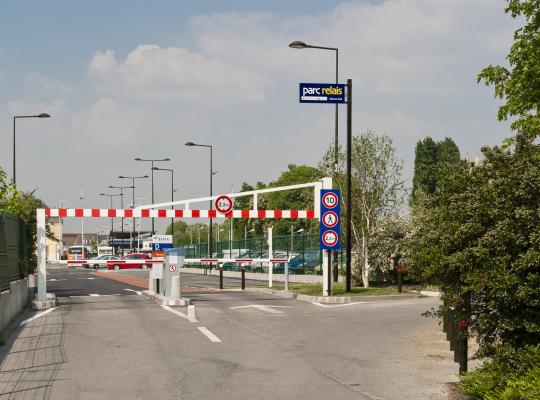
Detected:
left=0, top=0, right=516, bottom=233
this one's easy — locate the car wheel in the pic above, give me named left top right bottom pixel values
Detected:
left=93, top=264, right=99, bottom=269
left=114, top=265, right=120, bottom=271
left=142, top=264, right=148, bottom=270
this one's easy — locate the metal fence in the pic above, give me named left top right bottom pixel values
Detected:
left=0, top=212, right=27, bottom=291
left=183, top=233, right=345, bottom=275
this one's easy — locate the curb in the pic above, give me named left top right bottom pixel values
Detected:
left=245, top=288, right=424, bottom=304
left=245, top=287, right=352, bottom=304
left=141, top=290, right=191, bottom=306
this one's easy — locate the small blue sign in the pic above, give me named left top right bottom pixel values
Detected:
left=152, top=243, right=173, bottom=252
left=300, top=83, right=346, bottom=103
left=320, top=189, right=341, bottom=250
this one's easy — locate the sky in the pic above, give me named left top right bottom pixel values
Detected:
left=0, top=0, right=517, bottom=234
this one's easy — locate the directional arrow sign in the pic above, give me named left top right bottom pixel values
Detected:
left=229, top=305, right=292, bottom=314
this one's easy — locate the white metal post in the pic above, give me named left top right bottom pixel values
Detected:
left=36, top=209, right=47, bottom=301
left=268, top=227, right=273, bottom=288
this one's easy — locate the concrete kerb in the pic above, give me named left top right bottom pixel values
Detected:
left=245, top=287, right=424, bottom=304
left=141, top=290, right=191, bottom=307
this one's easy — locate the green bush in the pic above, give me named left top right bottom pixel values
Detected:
left=461, top=345, right=540, bottom=399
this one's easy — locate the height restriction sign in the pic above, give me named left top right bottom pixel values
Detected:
left=320, top=189, right=341, bottom=250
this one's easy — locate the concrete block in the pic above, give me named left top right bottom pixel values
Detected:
left=32, top=293, right=56, bottom=310
left=0, top=291, right=9, bottom=332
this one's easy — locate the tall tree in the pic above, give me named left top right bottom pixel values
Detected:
left=478, top=0, right=540, bottom=142
left=411, top=137, right=460, bottom=202
left=320, top=131, right=405, bottom=287
left=407, top=135, right=540, bottom=356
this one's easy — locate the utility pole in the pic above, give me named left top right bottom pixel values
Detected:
left=345, top=78, right=352, bottom=292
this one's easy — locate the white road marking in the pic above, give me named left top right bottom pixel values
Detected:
left=20, top=308, right=57, bottom=326
left=89, top=294, right=100, bottom=297
left=197, top=327, right=222, bottom=343
left=311, top=301, right=368, bottom=308
left=77, top=277, right=95, bottom=280
left=47, top=278, right=67, bottom=282
left=123, top=288, right=142, bottom=295
left=161, top=305, right=198, bottom=322
left=230, top=305, right=292, bottom=314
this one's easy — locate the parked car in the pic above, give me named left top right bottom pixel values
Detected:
left=83, top=255, right=121, bottom=269
left=107, top=253, right=152, bottom=270
left=287, top=251, right=322, bottom=274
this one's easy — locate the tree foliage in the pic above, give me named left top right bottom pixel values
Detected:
left=411, top=136, right=460, bottom=201
left=0, top=167, right=49, bottom=275
left=320, top=130, right=405, bottom=286
left=407, top=136, right=540, bottom=356
left=478, top=0, right=540, bottom=141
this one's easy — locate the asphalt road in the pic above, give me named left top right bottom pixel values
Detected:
left=0, top=269, right=458, bottom=400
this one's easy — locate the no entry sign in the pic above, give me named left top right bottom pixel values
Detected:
left=320, top=189, right=341, bottom=250
left=215, top=195, right=233, bottom=214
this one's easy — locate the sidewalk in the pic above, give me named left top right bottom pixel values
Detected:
left=0, top=307, right=65, bottom=398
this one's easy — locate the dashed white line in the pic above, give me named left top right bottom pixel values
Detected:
left=48, top=278, right=67, bottom=282
left=160, top=305, right=198, bottom=322
left=89, top=294, right=100, bottom=297
left=197, top=327, right=222, bottom=343
left=20, top=308, right=57, bottom=326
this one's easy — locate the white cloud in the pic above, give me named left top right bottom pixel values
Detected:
left=88, top=44, right=267, bottom=104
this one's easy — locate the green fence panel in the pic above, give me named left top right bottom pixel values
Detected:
left=0, top=212, right=27, bottom=291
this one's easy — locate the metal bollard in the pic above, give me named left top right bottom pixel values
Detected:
left=219, top=267, right=223, bottom=289
left=241, top=267, right=245, bottom=290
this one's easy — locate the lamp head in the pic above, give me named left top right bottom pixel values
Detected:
left=37, top=113, right=51, bottom=118
left=289, top=41, right=308, bottom=49
left=185, top=142, right=195, bottom=146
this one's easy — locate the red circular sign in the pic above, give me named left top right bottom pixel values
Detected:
left=322, top=192, right=338, bottom=209
left=322, top=211, right=338, bottom=228
left=169, top=264, right=176, bottom=272
left=321, top=230, right=338, bottom=247
left=215, top=195, right=233, bottom=214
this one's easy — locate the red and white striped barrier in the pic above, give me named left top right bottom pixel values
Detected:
left=44, top=208, right=315, bottom=219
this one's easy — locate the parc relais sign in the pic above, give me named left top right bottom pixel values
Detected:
left=299, top=83, right=346, bottom=104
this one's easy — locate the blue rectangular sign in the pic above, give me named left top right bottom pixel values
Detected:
left=299, top=83, right=346, bottom=104
left=152, top=243, right=173, bottom=252
left=320, top=189, right=341, bottom=250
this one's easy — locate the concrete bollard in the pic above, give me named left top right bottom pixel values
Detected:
left=148, top=270, right=155, bottom=294
left=170, top=275, right=181, bottom=300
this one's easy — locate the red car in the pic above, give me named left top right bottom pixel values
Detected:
left=107, top=253, right=152, bottom=270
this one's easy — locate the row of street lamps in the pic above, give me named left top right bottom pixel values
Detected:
left=95, top=142, right=212, bottom=254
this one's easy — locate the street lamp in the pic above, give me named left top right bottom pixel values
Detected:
left=118, top=175, right=149, bottom=251
left=109, top=185, right=132, bottom=255
left=185, top=141, right=214, bottom=262
left=289, top=40, right=340, bottom=282
left=134, top=158, right=170, bottom=235
left=152, top=167, right=175, bottom=241
left=100, top=192, right=122, bottom=238
left=12, top=113, right=51, bottom=185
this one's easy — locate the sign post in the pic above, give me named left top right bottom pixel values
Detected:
left=320, top=189, right=341, bottom=297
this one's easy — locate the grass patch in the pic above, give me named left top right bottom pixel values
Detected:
left=269, top=283, right=404, bottom=297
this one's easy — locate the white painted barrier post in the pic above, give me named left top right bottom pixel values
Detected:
left=268, top=227, right=273, bottom=288
left=36, top=209, right=47, bottom=301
